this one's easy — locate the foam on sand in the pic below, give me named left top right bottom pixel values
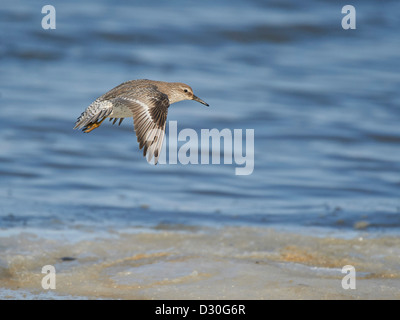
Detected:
left=1, top=225, right=400, bottom=299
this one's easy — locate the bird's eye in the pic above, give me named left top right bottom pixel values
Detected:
left=184, top=89, right=188, bottom=93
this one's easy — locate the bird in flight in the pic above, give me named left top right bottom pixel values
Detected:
left=74, top=79, right=209, bottom=164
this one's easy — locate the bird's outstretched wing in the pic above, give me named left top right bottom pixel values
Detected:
left=74, top=84, right=169, bottom=164
left=110, top=91, right=169, bottom=164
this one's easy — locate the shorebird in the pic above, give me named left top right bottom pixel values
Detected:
left=74, top=79, right=209, bottom=164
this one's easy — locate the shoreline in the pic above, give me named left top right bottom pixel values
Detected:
left=1, top=225, right=399, bottom=299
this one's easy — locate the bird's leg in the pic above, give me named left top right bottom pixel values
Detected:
left=83, top=117, right=107, bottom=133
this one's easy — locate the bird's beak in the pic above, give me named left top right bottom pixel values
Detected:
left=192, top=95, right=209, bottom=107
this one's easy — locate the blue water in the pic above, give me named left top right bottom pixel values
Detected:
left=1, top=0, right=400, bottom=234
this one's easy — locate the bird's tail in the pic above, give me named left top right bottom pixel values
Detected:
left=74, top=100, right=113, bottom=132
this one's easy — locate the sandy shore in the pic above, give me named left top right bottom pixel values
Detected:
left=1, top=225, right=400, bottom=299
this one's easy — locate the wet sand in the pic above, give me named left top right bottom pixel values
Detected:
left=1, top=225, right=399, bottom=299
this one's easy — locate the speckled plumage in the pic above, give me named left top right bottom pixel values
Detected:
left=74, top=79, right=209, bottom=164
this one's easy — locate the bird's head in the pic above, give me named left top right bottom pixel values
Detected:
left=169, top=83, right=209, bottom=106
